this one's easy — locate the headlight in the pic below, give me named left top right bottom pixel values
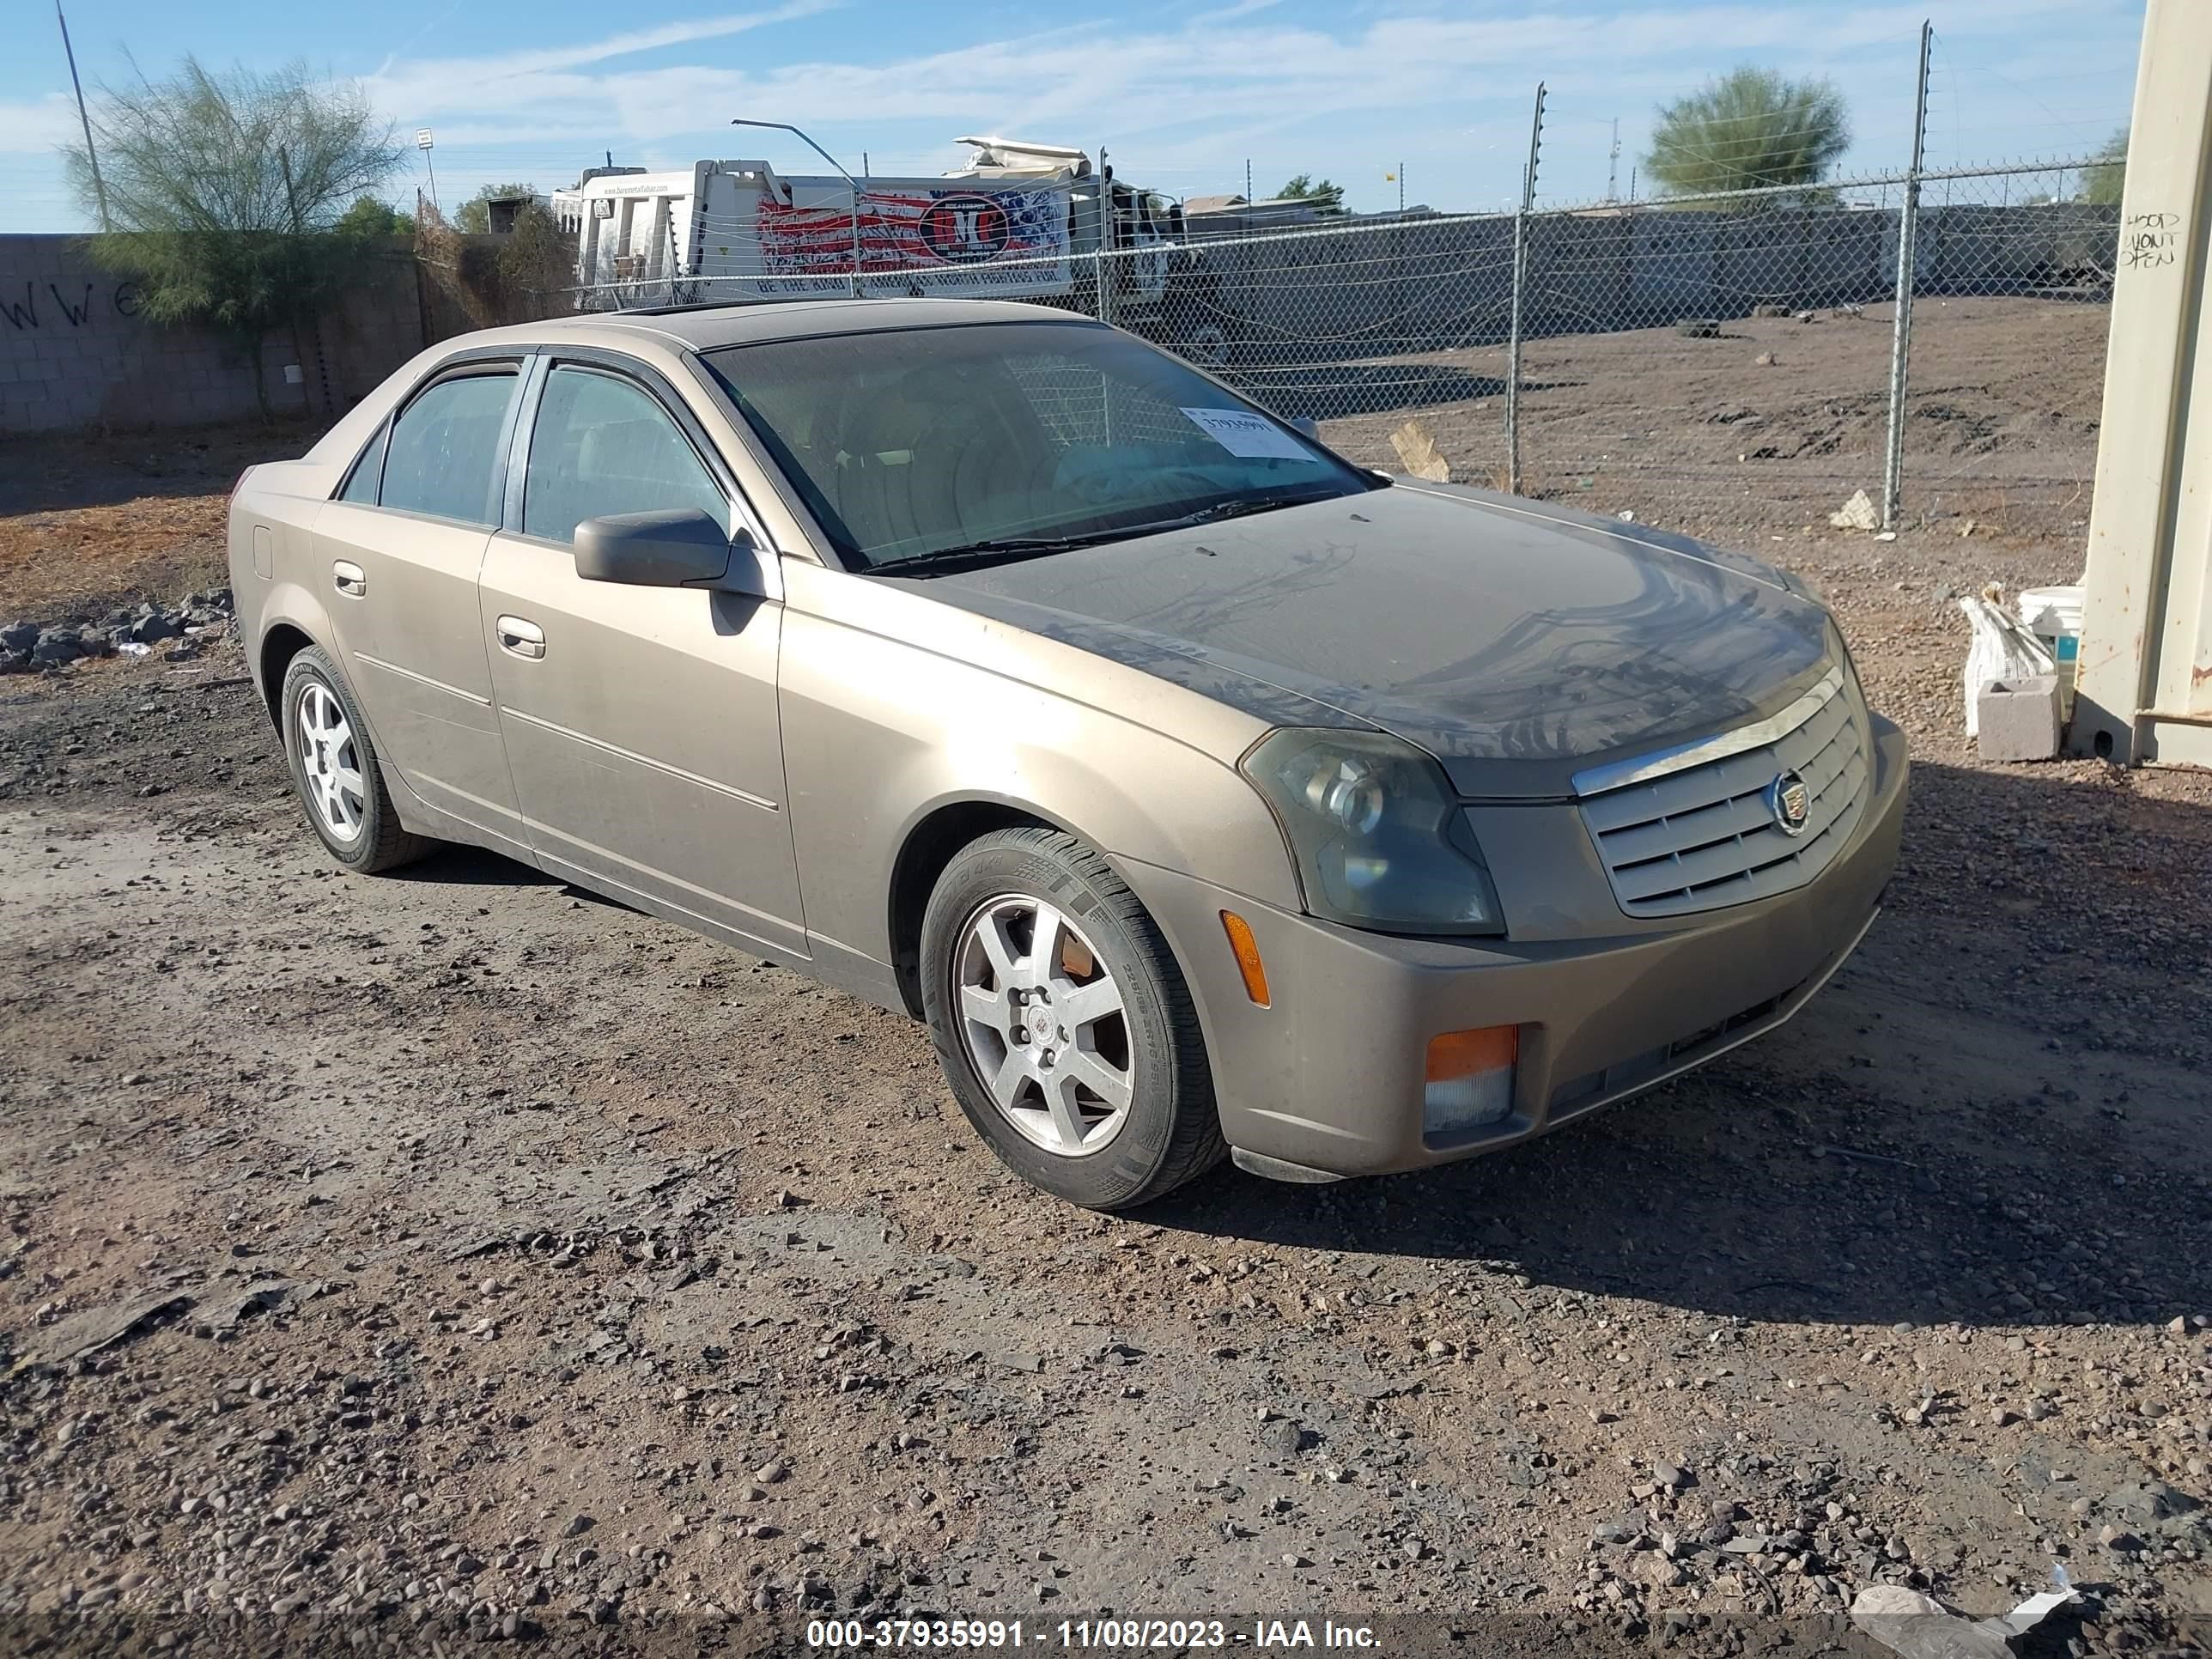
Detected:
left=1241, top=729, right=1503, bottom=935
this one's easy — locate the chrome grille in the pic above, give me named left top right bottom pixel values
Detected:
left=1576, top=667, right=1869, bottom=919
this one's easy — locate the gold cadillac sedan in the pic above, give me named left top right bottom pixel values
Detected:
left=229, top=299, right=1907, bottom=1210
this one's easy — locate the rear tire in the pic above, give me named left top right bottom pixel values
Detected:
left=279, top=645, right=431, bottom=873
left=921, top=827, right=1225, bottom=1209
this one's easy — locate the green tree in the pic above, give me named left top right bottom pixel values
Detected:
left=335, top=194, right=411, bottom=236
left=61, top=57, right=402, bottom=416
left=1646, top=66, right=1850, bottom=205
left=2081, top=127, right=2127, bottom=207
left=1276, top=173, right=1346, bottom=216
left=455, top=181, right=540, bottom=234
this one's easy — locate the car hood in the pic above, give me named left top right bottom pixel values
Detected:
left=898, top=481, right=1836, bottom=799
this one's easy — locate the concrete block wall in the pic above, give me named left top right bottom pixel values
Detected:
left=0, top=234, right=428, bottom=434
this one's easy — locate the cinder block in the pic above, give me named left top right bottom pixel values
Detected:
left=1976, top=674, right=2063, bottom=763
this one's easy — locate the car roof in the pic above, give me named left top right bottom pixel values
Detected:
left=556, top=296, right=1086, bottom=352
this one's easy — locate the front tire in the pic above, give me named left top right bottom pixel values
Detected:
left=920, top=827, right=1225, bottom=1209
left=279, top=645, right=430, bottom=873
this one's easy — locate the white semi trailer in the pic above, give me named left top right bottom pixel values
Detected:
left=550, top=138, right=1179, bottom=313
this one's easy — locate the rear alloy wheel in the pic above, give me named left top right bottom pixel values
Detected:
left=921, top=827, right=1225, bottom=1209
left=295, top=679, right=366, bottom=843
left=279, top=645, right=431, bottom=873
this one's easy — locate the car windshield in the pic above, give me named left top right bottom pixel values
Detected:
left=702, top=321, right=1373, bottom=571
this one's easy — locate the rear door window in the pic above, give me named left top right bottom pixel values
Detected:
left=379, top=371, right=519, bottom=526
left=337, top=422, right=387, bottom=504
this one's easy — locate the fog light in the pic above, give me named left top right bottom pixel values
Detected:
left=1424, top=1025, right=1518, bottom=1136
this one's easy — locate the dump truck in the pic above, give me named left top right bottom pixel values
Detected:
left=551, top=138, right=1180, bottom=313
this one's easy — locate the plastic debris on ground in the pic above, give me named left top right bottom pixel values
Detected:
left=1387, top=418, right=1452, bottom=483
left=1850, top=1573, right=2078, bottom=1659
left=1960, top=584, right=2055, bottom=738
left=1830, top=489, right=1881, bottom=532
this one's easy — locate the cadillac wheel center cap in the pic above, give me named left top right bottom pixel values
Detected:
left=1768, top=769, right=1814, bottom=837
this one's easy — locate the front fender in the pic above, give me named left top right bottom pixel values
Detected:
left=777, top=573, right=1304, bottom=970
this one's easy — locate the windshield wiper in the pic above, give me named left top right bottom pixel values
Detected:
left=1174, top=495, right=1311, bottom=525
left=870, top=492, right=1342, bottom=578
left=869, top=537, right=1112, bottom=577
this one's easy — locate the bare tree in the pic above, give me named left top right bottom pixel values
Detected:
left=61, top=57, right=404, bottom=416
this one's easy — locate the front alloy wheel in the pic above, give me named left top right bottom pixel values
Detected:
left=954, top=894, right=1134, bottom=1156
left=920, top=826, right=1225, bottom=1209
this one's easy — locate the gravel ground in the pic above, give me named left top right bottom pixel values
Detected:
left=2, top=408, right=2209, bottom=1658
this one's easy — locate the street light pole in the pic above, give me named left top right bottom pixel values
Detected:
left=731, top=118, right=865, bottom=298
left=57, top=0, right=109, bottom=231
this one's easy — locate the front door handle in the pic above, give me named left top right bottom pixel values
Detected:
left=332, top=561, right=367, bottom=597
left=496, top=617, right=546, bottom=660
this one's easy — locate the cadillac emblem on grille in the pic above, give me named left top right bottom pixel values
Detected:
left=1767, top=769, right=1813, bottom=837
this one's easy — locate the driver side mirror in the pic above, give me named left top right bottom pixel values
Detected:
left=574, top=508, right=769, bottom=598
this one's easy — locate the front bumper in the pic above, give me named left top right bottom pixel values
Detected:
left=1121, top=716, right=1908, bottom=1179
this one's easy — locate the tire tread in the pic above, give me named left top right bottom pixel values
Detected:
left=282, top=646, right=433, bottom=874
left=927, top=825, right=1226, bottom=1208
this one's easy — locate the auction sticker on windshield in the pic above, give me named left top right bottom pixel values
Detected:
left=1181, top=406, right=1312, bottom=460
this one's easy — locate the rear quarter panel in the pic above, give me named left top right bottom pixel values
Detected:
left=229, top=457, right=346, bottom=714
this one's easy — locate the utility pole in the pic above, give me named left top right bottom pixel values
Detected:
left=1505, top=82, right=1547, bottom=496
left=1398, top=161, right=1406, bottom=214
left=1880, top=19, right=1933, bottom=532
left=58, top=0, right=109, bottom=231
left=1244, top=158, right=1253, bottom=203
left=276, top=147, right=319, bottom=416
left=1607, top=118, right=1620, bottom=202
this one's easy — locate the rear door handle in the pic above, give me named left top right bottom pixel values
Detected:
left=497, top=616, right=546, bottom=659
left=332, top=561, right=367, bottom=597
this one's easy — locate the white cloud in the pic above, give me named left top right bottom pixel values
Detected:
left=0, top=93, right=82, bottom=156
left=0, top=0, right=2138, bottom=221
left=356, top=0, right=2115, bottom=161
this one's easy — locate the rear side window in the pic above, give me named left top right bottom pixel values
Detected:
left=337, top=422, right=387, bottom=504
left=379, top=371, right=518, bottom=526
left=521, top=367, right=729, bottom=544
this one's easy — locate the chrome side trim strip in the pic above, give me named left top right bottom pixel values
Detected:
left=1571, top=664, right=1846, bottom=799
left=501, top=705, right=781, bottom=812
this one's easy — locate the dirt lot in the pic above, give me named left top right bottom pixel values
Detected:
left=1318, top=297, right=2109, bottom=551
left=3, top=321, right=2210, bottom=1658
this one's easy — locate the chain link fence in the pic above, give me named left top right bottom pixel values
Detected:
left=554, top=155, right=2114, bottom=550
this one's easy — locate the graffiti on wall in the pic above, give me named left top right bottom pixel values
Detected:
left=0, top=281, right=143, bottom=331
left=2122, top=211, right=2182, bottom=271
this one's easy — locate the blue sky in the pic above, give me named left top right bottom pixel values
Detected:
left=2, top=0, right=2146, bottom=232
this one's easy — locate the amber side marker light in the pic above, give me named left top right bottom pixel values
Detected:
left=1218, top=910, right=1271, bottom=1006
left=1424, top=1025, right=1518, bottom=1136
